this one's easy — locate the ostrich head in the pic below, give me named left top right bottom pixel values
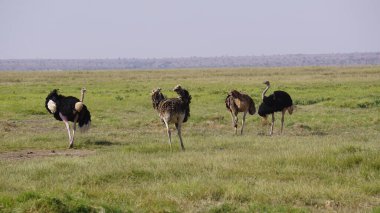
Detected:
left=287, top=105, right=295, bottom=115
left=173, top=84, right=182, bottom=92
left=173, top=84, right=186, bottom=97
left=151, top=88, right=162, bottom=94
left=263, top=81, right=270, bottom=86
left=261, top=115, right=269, bottom=125
left=151, top=88, right=165, bottom=110
left=80, top=87, right=86, bottom=101
left=174, top=84, right=191, bottom=104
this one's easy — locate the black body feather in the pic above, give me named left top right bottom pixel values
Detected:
left=258, top=90, right=292, bottom=117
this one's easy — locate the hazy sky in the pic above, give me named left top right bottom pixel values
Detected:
left=1, top=0, right=379, bottom=59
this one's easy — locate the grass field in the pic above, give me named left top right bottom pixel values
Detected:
left=0, top=66, right=380, bottom=212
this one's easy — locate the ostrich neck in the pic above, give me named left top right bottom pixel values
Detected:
left=262, top=85, right=270, bottom=100
left=154, top=95, right=165, bottom=110
left=80, top=92, right=85, bottom=102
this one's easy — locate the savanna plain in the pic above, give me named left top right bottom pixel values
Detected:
left=0, top=67, right=379, bottom=212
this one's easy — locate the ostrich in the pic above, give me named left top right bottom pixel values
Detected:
left=45, top=88, right=91, bottom=148
left=151, top=85, right=192, bottom=151
left=258, top=81, right=293, bottom=135
left=225, top=90, right=256, bottom=135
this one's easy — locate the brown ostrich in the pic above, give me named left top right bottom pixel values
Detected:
left=225, top=90, right=256, bottom=135
left=151, top=85, right=192, bottom=151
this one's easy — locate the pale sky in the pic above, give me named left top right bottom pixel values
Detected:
left=0, top=0, right=379, bottom=59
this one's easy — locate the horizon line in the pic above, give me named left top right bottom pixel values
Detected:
left=1, top=51, right=379, bottom=61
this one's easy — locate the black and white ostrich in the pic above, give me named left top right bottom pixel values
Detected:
left=45, top=88, right=91, bottom=148
left=258, top=81, right=294, bottom=135
left=151, top=85, right=192, bottom=151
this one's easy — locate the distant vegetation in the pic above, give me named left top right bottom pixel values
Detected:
left=1, top=52, right=380, bottom=71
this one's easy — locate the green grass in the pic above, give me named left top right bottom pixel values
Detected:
left=0, top=66, right=380, bottom=212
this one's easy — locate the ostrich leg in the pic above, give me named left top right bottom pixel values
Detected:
left=241, top=111, right=247, bottom=135
left=70, top=114, right=79, bottom=148
left=176, top=123, right=185, bottom=151
left=64, top=121, right=72, bottom=148
left=163, top=119, right=172, bottom=151
left=230, top=111, right=238, bottom=135
left=281, top=110, right=285, bottom=134
left=270, top=113, right=275, bottom=136
left=59, top=113, right=72, bottom=148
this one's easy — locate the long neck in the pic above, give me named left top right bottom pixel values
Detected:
left=80, top=91, right=85, bottom=102
left=178, top=89, right=191, bottom=104
left=153, top=93, right=165, bottom=110
left=262, top=85, right=270, bottom=100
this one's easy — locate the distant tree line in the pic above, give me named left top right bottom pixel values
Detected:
left=1, top=52, right=379, bottom=71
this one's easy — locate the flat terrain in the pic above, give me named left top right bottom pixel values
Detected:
left=0, top=67, right=379, bottom=212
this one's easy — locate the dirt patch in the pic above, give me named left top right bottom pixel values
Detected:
left=0, top=149, right=95, bottom=160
